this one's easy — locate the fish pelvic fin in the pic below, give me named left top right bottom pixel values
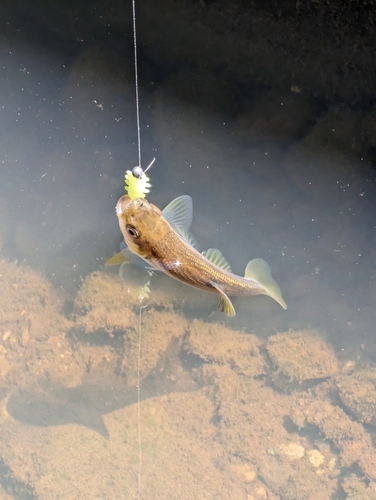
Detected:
left=245, top=258, right=287, bottom=310
left=211, top=281, right=236, bottom=317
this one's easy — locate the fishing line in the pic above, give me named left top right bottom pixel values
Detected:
left=137, top=304, right=147, bottom=500
left=132, top=0, right=144, bottom=497
left=132, top=0, right=142, bottom=169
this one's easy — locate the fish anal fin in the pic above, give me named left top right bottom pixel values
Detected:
left=202, top=248, right=232, bottom=273
left=245, top=258, right=287, bottom=310
left=211, top=281, right=236, bottom=317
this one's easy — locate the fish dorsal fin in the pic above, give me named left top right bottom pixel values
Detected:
left=211, top=281, right=236, bottom=317
left=202, top=248, right=232, bottom=273
left=162, top=195, right=193, bottom=234
left=245, top=258, right=287, bottom=309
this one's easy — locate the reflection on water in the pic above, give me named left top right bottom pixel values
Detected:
left=1, top=0, right=376, bottom=498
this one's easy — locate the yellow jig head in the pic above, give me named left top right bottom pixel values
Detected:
left=125, top=157, right=155, bottom=199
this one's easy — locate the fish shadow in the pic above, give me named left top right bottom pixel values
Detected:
left=6, top=344, right=199, bottom=439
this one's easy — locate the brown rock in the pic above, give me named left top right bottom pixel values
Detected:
left=337, top=370, right=376, bottom=425
left=184, top=320, right=266, bottom=378
left=266, top=329, right=338, bottom=383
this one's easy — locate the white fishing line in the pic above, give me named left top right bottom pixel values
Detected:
left=137, top=304, right=146, bottom=499
left=132, top=0, right=142, bottom=169
left=132, top=0, right=144, bottom=497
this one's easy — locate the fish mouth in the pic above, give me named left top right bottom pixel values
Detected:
left=115, top=195, right=134, bottom=217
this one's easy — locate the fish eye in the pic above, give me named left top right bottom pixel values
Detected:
left=126, top=224, right=140, bottom=238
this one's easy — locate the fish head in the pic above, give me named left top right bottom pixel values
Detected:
left=115, top=195, right=167, bottom=258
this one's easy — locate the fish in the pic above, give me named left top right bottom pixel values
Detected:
left=112, top=194, right=287, bottom=317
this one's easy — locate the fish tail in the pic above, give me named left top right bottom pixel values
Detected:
left=245, top=258, right=287, bottom=309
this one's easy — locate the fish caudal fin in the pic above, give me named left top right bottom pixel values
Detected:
left=245, top=258, right=287, bottom=309
left=211, top=281, right=236, bottom=317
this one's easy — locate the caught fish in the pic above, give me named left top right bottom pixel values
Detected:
left=112, top=194, right=287, bottom=317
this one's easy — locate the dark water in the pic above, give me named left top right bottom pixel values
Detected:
left=1, top=1, right=376, bottom=498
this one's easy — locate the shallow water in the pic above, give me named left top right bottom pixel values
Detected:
left=1, top=1, right=376, bottom=499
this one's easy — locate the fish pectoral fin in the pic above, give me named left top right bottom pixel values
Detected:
left=202, top=249, right=232, bottom=272
left=105, top=251, right=130, bottom=266
left=162, top=195, right=193, bottom=234
left=126, top=250, right=159, bottom=270
left=245, top=258, right=287, bottom=310
left=105, top=246, right=148, bottom=267
left=109, top=244, right=158, bottom=271
left=211, top=282, right=236, bottom=317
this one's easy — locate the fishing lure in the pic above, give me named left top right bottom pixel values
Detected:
left=125, top=158, right=155, bottom=199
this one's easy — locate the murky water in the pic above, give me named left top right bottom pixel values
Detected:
left=1, top=1, right=376, bottom=499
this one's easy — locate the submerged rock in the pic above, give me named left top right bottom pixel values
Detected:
left=291, top=397, right=376, bottom=482
left=183, top=320, right=266, bottom=378
left=336, top=369, right=376, bottom=426
left=307, top=449, right=325, bottom=469
left=268, top=442, right=305, bottom=461
left=73, top=271, right=138, bottom=334
left=266, top=329, right=339, bottom=385
left=342, top=474, right=376, bottom=500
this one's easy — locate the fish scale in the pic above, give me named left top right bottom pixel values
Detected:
left=148, top=232, right=263, bottom=295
